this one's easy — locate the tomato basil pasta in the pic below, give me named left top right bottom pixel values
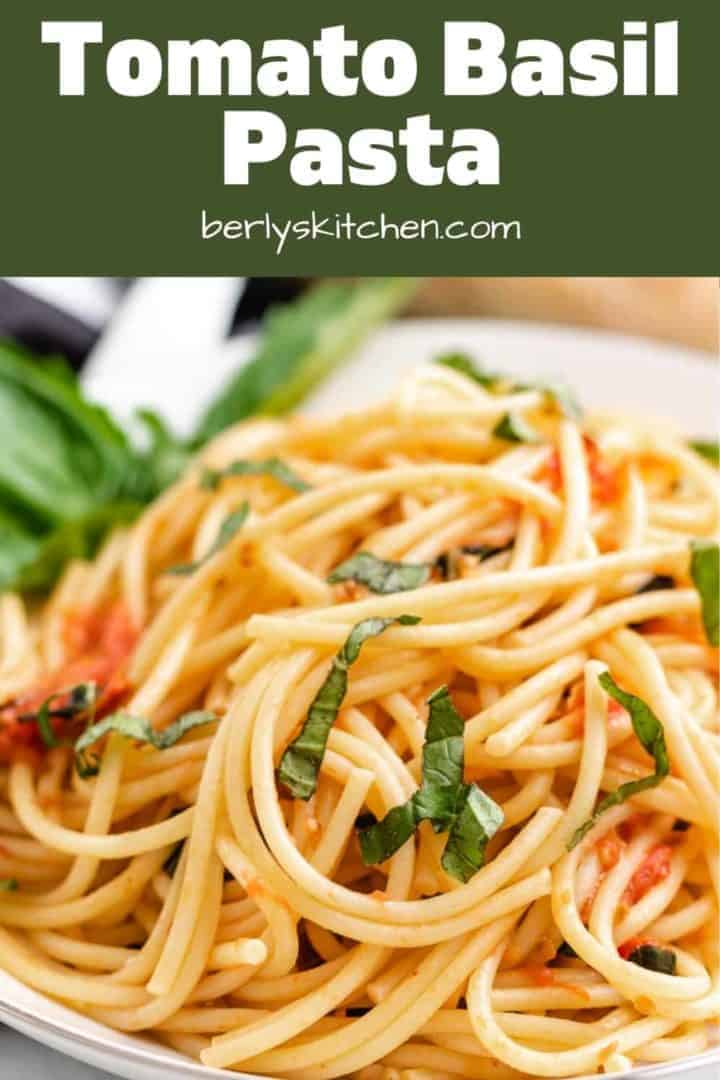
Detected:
left=0, top=360, right=717, bottom=1079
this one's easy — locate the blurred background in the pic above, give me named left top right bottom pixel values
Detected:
left=1, top=277, right=717, bottom=368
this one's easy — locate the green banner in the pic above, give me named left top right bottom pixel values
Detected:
left=1, top=2, right=716, bottom=273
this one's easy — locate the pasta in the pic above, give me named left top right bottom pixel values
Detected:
left=0, top=360, right=718, bottom=1080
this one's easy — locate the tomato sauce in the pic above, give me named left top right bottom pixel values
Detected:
left=0, top=602, right=137, bottom=764
left=623, top=845, right=673, bottom=906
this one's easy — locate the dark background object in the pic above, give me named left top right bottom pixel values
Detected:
left=0, top=278, right=308, bottom=371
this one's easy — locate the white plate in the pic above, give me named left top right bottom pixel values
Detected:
left=1, top=319, right=718, bottom=1080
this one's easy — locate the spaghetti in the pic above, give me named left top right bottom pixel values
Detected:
left=0, top=361, right=717, bottom=1079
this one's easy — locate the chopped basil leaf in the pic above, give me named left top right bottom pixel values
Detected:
left=493, top=413, right=541, bottom=444
left=434, top=354, right=582, bottom=420
left=569, top=674, right=669, bottom=849
left=358, top=686, right=503, bottom=882
left=689, top=440, right=720, bottom=466
left=328, top=551, right=430, bottom=595
left=441, top=783, right=504, bottom=883
left=435, top=543, right=513, bottom=581
left=556, top=941, right=578, bottom=958
left=434, top=352, right=504, bottom=390
left=200, top=457, right=310, bottom=494
left=74, top=709, right=217, bottom=778
left=628, top=944, right=676, bottom=975
left=168, top=503, right=249, bottom=576
left=19, top=681, right=99, bottom=749
left=636, top=575, right=676, bottom=595
left=278, top=616, right=420, bottom=800
left=690, top=540, right=719, bottom=646
left=0, top=878, right=18, bottom=892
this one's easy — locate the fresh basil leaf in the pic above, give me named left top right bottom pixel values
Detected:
left=434, top=352, right=504, bottom=390
left=74, top=709, right=217, bottom=778
left=278, top=616, right=420, bottom=800
left=195, top=279, right=419, bottom=441
left=441, top=783, right=504, bottom=883
left=435, top=353, right=583, bottom=421
left=689, top=440, right=720, bottom=466
left=569, top=674, right=669, bottom=849
left=129, top=409, right=192, bottom=500
left=167, top=503, right=249, bottom=576
left=0, top=878, right=18, bottom=892
left=19, top=682, right=99, bottom=749
left=690, top=540, right=719, bottom=646
left=636, top=575, right=676, bottom=595
left=357, top=802, right=419, bottom=867
left=628, top=944, right=676, bottom=975
left=328, top=551, right=430, bottom=595
left=358, top=686, right=503, bottom=881
left=200, top=457, right=310, bottom=494
left=493, top=413, right=541, bottom=444
left=412, top=687, right=466, bottom=829
left=556, top=941, right=578, bottom=958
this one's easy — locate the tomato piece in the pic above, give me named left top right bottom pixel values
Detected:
left=0, top=602, right=137, bottom=764
left=624, top=845, right=673, bottom=906
left=583, top=436, right=620, bottom=504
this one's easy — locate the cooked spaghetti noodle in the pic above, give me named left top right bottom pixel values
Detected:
left=0, top=362, right=718, bottom=1080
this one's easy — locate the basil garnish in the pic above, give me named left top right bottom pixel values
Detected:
left=435, top=543, right=512, bottom=581
left=278, top=616, right=420, bottom=800
left=358, top=686, right=503, bottom=882
left=434, top=354, right=582, bottom=420
left=434, top=352, right=504, bottom=391
left=492, top=413, right=541, bottom=444
left=0, top=878, right=18, bottom=892
left=19, top=682, right=99, bottom=748
left=690, top=540, right=719, bottom=646
left=569, top=674, right=669, bottom=850
left=74, top=709, right=217, bottom=778
left=200, top=458, right=310, bottom=494
left=689, top=440, right=720, bottom=466
left=328, top=552, right=430, bottom=595
left=628, top=944, right=676, bottom=975
left=168, top=503, right=249, bottom=576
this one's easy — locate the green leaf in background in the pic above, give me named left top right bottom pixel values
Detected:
left=688, top=439, right=720, bottom=466
left=74, top=709, right=217, bottom=777
left=0, top=502, right=142, bottom=594
left=0, top=879, right=18, bottom=892
left=0, top=343, right=132, bottom=526
left=568, top=673, right=669, bottom=849
left=195, top=278, right=420, bottom=441
left=167, top=503, right=249, bottom=576
left=492, top=412, right=541, bottom=444
left=327, top=551, right=431, bottom=594
left=689, top=539, right=719, bottom=646
left=358, top=686, right=503, bottom=881
left=0, top=280, right=418, bottom=596
left=200, top=457, right=310, bottom=494
left=278, top=615, right=420, bottom=800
